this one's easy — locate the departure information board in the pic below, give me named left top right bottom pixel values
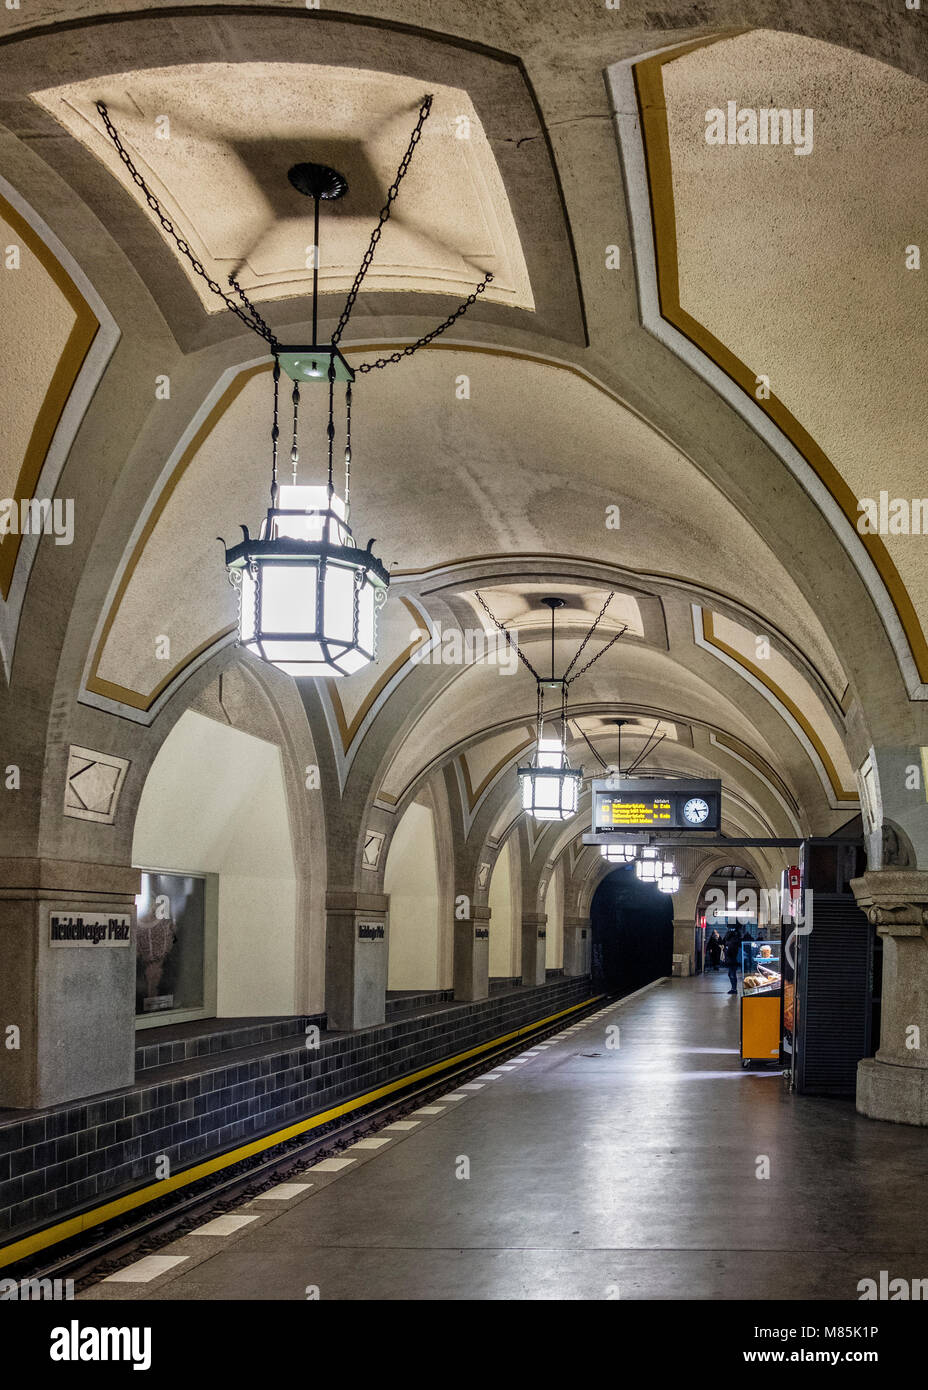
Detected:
left=592, top=778, right=721, bottom=832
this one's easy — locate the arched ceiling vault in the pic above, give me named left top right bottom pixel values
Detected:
left=0, top=1, right=924, bottom=873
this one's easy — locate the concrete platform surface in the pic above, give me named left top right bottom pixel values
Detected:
left=79, top=976, right=928, bottom=1301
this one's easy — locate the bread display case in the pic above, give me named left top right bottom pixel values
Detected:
left=740, top=939, right=782, bottom=1066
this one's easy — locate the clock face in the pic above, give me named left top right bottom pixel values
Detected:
left=683, top=796, right=709, bottom=825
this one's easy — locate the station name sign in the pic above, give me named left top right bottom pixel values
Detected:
left=592, top=777, right=722, bottom=832
left=49, top=911, right=132, bottom=946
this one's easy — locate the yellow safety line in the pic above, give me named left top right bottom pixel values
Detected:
left=0, top=994, right=602, bottom=1269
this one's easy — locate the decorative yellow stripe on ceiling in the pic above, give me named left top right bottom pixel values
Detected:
left=700, top=609, right=856, bottom=803
left=0, top=192, right=99, bottom=601
left=80, top=344, right=699, bottom=714
left=327, top=596, right=429, bottom=755
left=84, top=336, right=846, bottom=714
left=84, top=362, right=267, bottom=710
left=633, top=38, right=928, bottom=685
left=460, top=728, right=536, bottom=812
left=710, top=729, right=801, bottom=821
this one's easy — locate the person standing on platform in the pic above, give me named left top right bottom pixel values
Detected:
left=706, top=930, right=722, bottom=972
left=723, top=925, right=742, bottom=994
left=741, top=929, right=755, bottom=974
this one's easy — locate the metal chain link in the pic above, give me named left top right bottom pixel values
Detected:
left=566, top=624, right=628, bottom=685
left=230, top=272, right=276, bottom=342
left=563, top=591, right=628, bottom=684
left=290, top=380, right=301, bottom=474
left=331, top=94, right=434, bottom=345
left=356, top=271, right=493, bottom=372
left=95, top=101, right=279, bottom=348
left=562, top=591, right=613, bottom=680
left=570, top=718, right=610, bottom=771
left=625, top=725, right=665, bottom=776
left=98, top=98, right=492, bottom=371
left=344, top=380, right=352, bottom=520
left=474, top=591, right=542, bottom=682
left=270, top=355, right=281, bottom=506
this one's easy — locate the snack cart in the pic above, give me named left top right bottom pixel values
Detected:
left=740, top=939, right=782, bottom=1067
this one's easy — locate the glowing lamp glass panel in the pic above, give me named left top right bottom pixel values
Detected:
left=259, top=564, right=316, bottom=632
left=271, top=486, right=349, bottom=545
left=537, top=737, right=565, bottom=768
left=240, top=569, right=257, bottom=643
left=601, top=843, right=638, bottom=863
left=519, top=739, right=581, bottom=822
left=658, top=876, right=680, bottom=894
left=324, top=563, right=357, bottom=644
left=357, top=576, right=375, bottom=651
left=229, top=486, right=387, bottom=678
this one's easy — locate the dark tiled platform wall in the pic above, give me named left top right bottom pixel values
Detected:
left=134, top=1015, right=326, bottom=1074
left=384, top=990, right=454, bottom=1019
left=0, top=977, right=592, bottom=1241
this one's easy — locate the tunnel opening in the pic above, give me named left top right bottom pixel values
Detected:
left=591, top=865, right=674, bottom=996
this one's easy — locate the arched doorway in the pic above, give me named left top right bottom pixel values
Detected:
left=591, top=866, right=674, bottom=996
left=132, top=709, right=299, bottom=1023
left=383, top=799, right=442, bottom=990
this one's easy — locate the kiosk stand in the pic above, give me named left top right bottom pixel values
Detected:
left=740, top=939, right=782, bottom=1067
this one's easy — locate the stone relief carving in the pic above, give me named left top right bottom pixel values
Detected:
left=880, top=821, right=915, bottom=869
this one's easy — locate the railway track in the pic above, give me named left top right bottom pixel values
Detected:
left=8, top=994, right=610, bottom=1291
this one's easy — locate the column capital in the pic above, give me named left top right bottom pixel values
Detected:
left=325, top=889, right=389, bottom=914
left=851, top=869, right=928, bottom=938
left=0, top=857, right=140, bottom=899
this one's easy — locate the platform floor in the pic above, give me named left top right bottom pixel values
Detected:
left=81, top=974, right=928, bottom=1301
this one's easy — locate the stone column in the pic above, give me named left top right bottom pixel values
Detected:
left=672, top=920, right=696, bottom=976
left=0, top=857, right=139, bottom=1109
left=562, top=915, right=592, bottom=977
left=325, top=890, right=389, bottom=1031
left=521, top=912, right=547, bottom=987
left=453, top=904, right=490, bottom=1002
left=853, top=869, right=928, bottom=1126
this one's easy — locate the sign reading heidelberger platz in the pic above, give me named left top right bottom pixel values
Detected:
left=49, top=911, right=132, bottom=947
left=591, top=777, right=722, bottom=834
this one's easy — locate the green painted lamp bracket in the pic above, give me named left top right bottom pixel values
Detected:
left=277, top=344, right=355, bottom=384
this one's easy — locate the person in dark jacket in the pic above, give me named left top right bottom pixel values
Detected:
left=741, top=929, right=756, bottom=974
left=722, top=926, right=742, bottom=994
left=706, top=930, right=722, bottom=972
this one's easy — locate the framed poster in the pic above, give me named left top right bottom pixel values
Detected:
left=135, top=869, right=216, bottom=1026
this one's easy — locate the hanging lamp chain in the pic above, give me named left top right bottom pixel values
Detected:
left=344, top=380, right=352, bottom=521
left=355, top=271, right=493, bottom=372
left=565, top=623, right=628, bottom=684
left=97, top=98, right=491, bottom=371
left=94, top=102, right=279, bottom=349
left=290, top=380, right=301, bottom=476
left=474, top=591, right=543, bottom=683
left=270, top=355, right=281, bottom=508
left=570, top=718, right=610, bottom=771
left=562, top=591, right=628, bottom=684
left=625, top=722, right=665, bottom=776
left=229, top=273, right=275, bottom=341
left=331, top=94, right=433, bottom=345
left=476, top=590, right=628, bottom=689
left=326, top=352, right=337, bottom=498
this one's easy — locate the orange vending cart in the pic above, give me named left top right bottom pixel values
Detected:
left=740, top=941, right=782, bottom=1067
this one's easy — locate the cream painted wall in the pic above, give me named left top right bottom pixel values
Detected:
left=132, top=710, right=298, bottom=1016
left=545, top=861, right=564, bottom=969
left=384, top=800, right=441, bottom=990
left=488, top=838, right=517, bottom=977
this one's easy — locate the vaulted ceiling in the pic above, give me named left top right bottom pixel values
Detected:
left=1, top=0, right=925, bottom=872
